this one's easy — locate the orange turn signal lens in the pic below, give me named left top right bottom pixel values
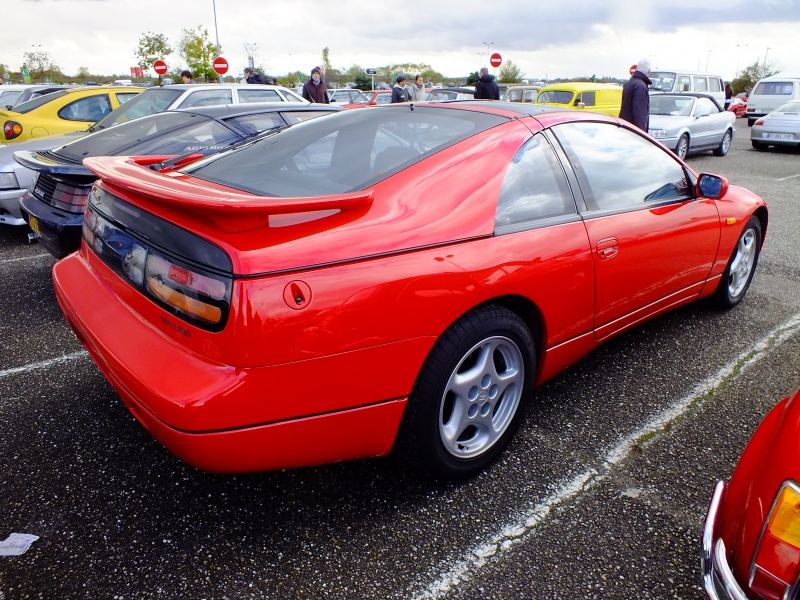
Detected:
left=766, top=484, right=800, bottom=549
left=146, top=277, right=222, bottom=325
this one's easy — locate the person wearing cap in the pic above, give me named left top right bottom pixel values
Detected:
left=391, top=74, right=409, bottom=103
left=243, top=67, right=268, bottom=85
left=619, top=58, right=652, bottom=131
left=302, top=67, right=330, bottom=103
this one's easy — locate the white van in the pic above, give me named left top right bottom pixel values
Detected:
left=113, top=79, right=134, bottom=86
left=745, top=74, right=800, bottom=126
left=648, top=70, right=725, bottom=105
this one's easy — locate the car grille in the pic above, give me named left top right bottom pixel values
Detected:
left=33, top=172, right=92, bottom=214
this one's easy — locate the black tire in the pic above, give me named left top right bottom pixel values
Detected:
left=395, top=305, right=535, bottom=480
left=747, top=119, right=755, bottom=127
left=713, top=130, right=732, bottom=156
left=751, top=140, right=765, bottom=150
left=675, top=134, right=689, bottom=160
left=710, top=216, right=762, bottom=309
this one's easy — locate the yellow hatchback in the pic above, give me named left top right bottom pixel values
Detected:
left=0, top=86, right=143, bottom=143
left=535, top=82, right=623, bottom=116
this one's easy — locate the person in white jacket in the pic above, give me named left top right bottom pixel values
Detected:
left=408, top=74, right=426, bottom=102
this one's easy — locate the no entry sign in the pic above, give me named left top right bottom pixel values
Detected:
left=630, top=64, right=637, bottom=75
left=212, top=56, right=229, bottom=75
left=490, top=53, right=502, bottom=68
left=153, top=60, right=168, bottom=75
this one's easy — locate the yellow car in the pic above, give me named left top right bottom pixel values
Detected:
left=535, top=82, right=623, bottom=116
left=1, top=86, right=143, bottom=143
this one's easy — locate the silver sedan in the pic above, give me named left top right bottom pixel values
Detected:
left=648, top=93, right=736, bottom=159
left=750, top=101, right=800, bottom=150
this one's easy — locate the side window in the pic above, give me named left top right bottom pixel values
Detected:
left=375, top=93, right=392, bottom=104
left=495, top=134, right=576, bottom=228
left=523, top=90, right=536, bottom=103
left=229, top=113, right=286, bottom=135
left=238, top=89, right=282, bottom=103
left=578, top=91, right=596, bottom=106
left=279, top=111, right=333, bottom=125
left=677, top=76, right=691, bottom=92
left=551, top=122, right=692, bottom=212
left=58, top=94, right=111, bottom=121
left=709, top=78, right=722, bottom=92
left=180, top=89, right=233, bottom=108
left=693, top=76, right=708, bottom=92
left=116, top=92, right=139, bottom=105
left=696, top=97, right=718, bottom=114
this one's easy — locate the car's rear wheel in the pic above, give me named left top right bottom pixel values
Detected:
left=396, top=305, right=535, bottom=480
left=713, top=130, right=732, bottom=156
left=675, top=134, right=689, bottom=160
left=747, top=119, right=756, bottom=127
left=710, top=216, right=762, bottom=309
left=751, top=140, right=765, bottom=150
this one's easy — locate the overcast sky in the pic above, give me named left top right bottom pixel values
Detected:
left=3, top=0, right=799, bottom=82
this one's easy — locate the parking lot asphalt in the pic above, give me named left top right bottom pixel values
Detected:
left=1, top=120, right=799, bottom=599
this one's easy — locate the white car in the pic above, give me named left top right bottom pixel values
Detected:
left=326, top=89, right=370, bottom=105
left=750, top=101, right=800, bottom=150
left=647, top=92, right=736, bottom=159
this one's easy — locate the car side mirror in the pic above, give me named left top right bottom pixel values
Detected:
left=697, top=110, right=710, bottom=118
left=696, top=174, right=729, bottom=199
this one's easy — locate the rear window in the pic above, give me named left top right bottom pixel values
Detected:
left=649, top=72, right=677, bottom=92
left=537, top=90, right=574, bottom=104
left=185, top=106, right=505, bottom=198
left=754, top=81, right=796, bottom=96
left=92, top=88, right=183, bottom=129
left=10, top=90, right=70, bottom=114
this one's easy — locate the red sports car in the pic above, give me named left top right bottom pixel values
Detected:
left=53, top=102, right=768, bottom=480
left=728, top=97, right=747, bottom=118
left=342, top=89, right=393, bottom=108
left=703, top=387, right=800, bottom=599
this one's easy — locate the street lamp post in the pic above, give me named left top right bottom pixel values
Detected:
left=211, top=0, right=222, bottom=82
left=482, top=41, right=494, bottom=57
left=705, top=49, right=712, bottom=71
left=736, top=44, right=748, bottom=79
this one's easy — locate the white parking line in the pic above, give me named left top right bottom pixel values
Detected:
left=410, top=312, right=800, bottom=600
left=0, top=350, right=89, bottom=379
left=1, top=253, right=52, bottom=264
left=777, top=173, right=800, bottom=182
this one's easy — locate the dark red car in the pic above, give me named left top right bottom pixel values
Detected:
left=53, top=102, right=767, bottom=480
left=703, top=386, right=800, bottom=599
left=728, top=97, right=747, bottom=118
left=342, top=89, right=393, bottom=108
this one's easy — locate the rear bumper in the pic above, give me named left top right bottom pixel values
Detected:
left=19, top=192, right=82, bottom=257
left=702, top=481, right=749, bottom=600
left=0, top=188, right=26, bottom=225
left=52, top=251, right=424, bottom=473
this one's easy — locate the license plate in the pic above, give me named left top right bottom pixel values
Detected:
left=764, top=133, right=794, bottom=140
left=29, top=216, right=41, bottom=235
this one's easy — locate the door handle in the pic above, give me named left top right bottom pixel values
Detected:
left=596, top=237, right=619, bottom=260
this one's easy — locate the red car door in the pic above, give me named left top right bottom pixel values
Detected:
left=551, top=121, right=720, bottom=339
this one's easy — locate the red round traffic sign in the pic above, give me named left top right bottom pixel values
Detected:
left=490, top=53, right=502, bottom=68
left=630, top=64, right=637, bottom=75
left=153, top=60, right=168, bottom=75
left=212, top=56, right=229, bottom=75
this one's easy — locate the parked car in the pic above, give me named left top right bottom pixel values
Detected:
left=502, top=85, right=542, bottom=103
left=750, top=101, right=800, bottom=150
left=745, top=74, right=800, bottom=126
left=0, top=86, right=143, bottom=143
left=342, top=90, right=393, bottom=108
left=647, top=92, right=736, bottom=159
left=727, top=96, right=747, bottom=118
left=327, top=89, right=370, bottom=105
left=17, top=103, right=340, bottom=256
left=426, top=87, right=475, bottom=101
left=702, top=386, right=800, bottom=600
left=535, top=82, right=622, bottom=116
left=53, top=103, right=767, bottom=480
left=0, top=84, right=71, bottom=109
left=648, top=69, right=726, bottom=105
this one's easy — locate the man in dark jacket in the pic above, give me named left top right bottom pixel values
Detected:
left=244, top=67, right=268, bottom=84
left=474, top=68, right=500, bottom=100
left=619, top=59, right=652, bottom=131
left=302, top=67, right=330, bottom=103
left=391, top=74, right=409, bottom=103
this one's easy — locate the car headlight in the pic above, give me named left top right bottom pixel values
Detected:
left=649, top=129, right=668, bottom=139
left=0, top=171, right=19, bottom=191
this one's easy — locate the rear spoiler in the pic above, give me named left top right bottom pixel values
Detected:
left=14, top=150, right=92, bottom=176
left=83, top=155, right=374, bottom=233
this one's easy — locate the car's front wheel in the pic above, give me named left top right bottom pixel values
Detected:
left=710, top=216, right=762, bottom=309
left=713, top=130, right=732, bottom=156
left=675, top=134, right=689, bottom=160
left=396, top=305, right=535, bottom=480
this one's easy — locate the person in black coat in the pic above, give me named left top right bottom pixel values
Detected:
left=619, top=58, right=652, bottom=131
left=244, top=67, right=268, bottom=84
left=474, top=68, right=500, bottom=100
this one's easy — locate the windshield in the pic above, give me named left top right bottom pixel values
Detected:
left=649, top=72, right=677, bottom=91
left=775, top=102, right=800, bottom=113
left=55, top=112, right=243, bottom=162
left=92, top=87, right=183, bottom=130
left=185, top=106, right=505, bottom=198
left=649, top=95, right=695, bottom=116
left=536, top=90, right=574, bottom=104
left=9, top=90, right=70, bottom=114
left=754, top=81, right=796, bottom=96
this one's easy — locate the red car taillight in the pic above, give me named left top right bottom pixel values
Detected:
left=3, top=121, right=22, bottom=140
left=750, top=481, right=800, bottom=599
left=754, top=120, right=764, bottom=126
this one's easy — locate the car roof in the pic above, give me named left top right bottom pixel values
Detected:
left=172, top=102, right=342, bottom=118
left=159, top=83, right=296, bottom=92
left=539, top=82, right=621, bottom=91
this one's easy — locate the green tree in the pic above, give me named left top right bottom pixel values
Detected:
left=179, top=26, right=218, bottom=82
left=498, top=60, right=523, bottom=83
left=135, top=32, right=172, bottom=74
left=23, top=50, right=59, bottom=83
left=76, top=66, right=91, bottom=83
left=731, top=60, right=779, bottom=94
left=466, top=71, right=479, bottom=86
left=353, top=74, right=371, bottom=91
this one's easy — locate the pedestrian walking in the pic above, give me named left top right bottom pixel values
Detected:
left=391, top=75, right=409, bottom=103
left=474, top=67, right=499, bottom=100
left=302, top=67, right=330, bottom=103
left=619, top=58, right=652, bottom=131
left=408, top=74, right=426, bottom=102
